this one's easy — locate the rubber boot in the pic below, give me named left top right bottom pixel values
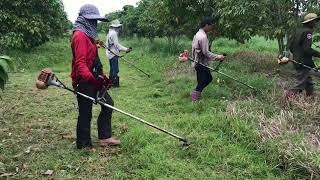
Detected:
left=112, top=76, right=120, bottom=88
left=285, top=89, right=301, bottom=99
left=305, top=86, right=314, bottom=97
left=191, top=90, right=201, bottom=102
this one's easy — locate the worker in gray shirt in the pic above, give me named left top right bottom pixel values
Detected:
left=191, top=17, right=225, bottom=102
left=106, top=19, right=132, bottom=87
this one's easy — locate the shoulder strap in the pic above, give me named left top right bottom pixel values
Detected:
left=90, top=48, right=103, bottom=77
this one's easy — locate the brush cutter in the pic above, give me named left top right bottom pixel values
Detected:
left=278, top=55, right=319, bottom=72
left=178, top=50, right=258, bottom=92
left=97, top=40, right=151, bottom=78
left=35, top=68, right=190, bottom=146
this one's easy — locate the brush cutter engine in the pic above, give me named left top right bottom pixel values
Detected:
left=36, top=68, right=54, bottom=89
left=36, top=68, right=63, bottom=89
left=278, top=55, right=290, bottom=65
left=178, top=49, right=190, bottom=62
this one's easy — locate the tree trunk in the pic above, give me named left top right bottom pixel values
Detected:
left=294, top=0, right=300, bottom=19
left=167, top=36, right=174, bottom=53
left=277, top=37, right=284, bottom=55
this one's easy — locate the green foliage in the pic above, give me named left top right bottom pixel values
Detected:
left=137, top=0, right=166, bottom=41
left=0, top=55, right=13, bottom=91
left=215, top=0, right=267, bottom=43
left=98, top=0, right=320, bottom=55
left=0, top=0, right=69, bottom=49
left=97, top=10, right=122, bottom=34
left=120, top=5, right=140, bottom=37
left=5, top=38, right=71, bottom=71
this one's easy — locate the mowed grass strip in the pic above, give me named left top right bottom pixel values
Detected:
left=2, top=37, right=316, bottom=179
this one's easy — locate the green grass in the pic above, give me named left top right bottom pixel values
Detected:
left=1, top=36, right=319, bottom=179
left=5, top=38, right=71, bottom=72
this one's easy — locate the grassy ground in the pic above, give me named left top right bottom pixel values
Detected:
left=1, top=37, right=320, bottom=179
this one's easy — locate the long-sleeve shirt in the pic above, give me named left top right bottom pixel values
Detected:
left=71, top=31, right=97, bottom=85
left=289, top=26, right=320, bottom=69
left=106, top=29, right=128, bottom=59
left=71, top=31, right=105, bottom=86
left=192, top=29, right=218, bottom=66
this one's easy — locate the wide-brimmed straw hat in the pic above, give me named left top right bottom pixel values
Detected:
left=302, top=13, right=320, bottom=24
left=110, top=19, right=122, bottom=28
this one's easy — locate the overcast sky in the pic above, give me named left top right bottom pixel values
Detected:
left=62, top=0, right=141, bottom=22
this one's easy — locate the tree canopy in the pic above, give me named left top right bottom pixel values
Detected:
left=98, top=0, right=320, bottom=53
left=0, top=0, right=69, bottom=50
left=2, top=0, right=320, bottom=53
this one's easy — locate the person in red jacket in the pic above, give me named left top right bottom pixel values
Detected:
left=71, top=4, right=120, bottom=150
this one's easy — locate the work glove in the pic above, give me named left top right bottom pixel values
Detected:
left=126, top=47, right=133, bottom=53
left=89, top=76, right=104, bottom=90
left=102, top=75, right=113, bottom=90
left=216, top=54, right=225, bottom=61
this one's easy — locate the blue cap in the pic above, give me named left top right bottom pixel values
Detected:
left=79, top=4, right=107, bottom=21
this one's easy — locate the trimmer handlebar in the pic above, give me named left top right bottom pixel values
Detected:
left=278, top=55, right=319, bottom=72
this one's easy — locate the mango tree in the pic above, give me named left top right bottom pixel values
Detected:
left=0, top=0, right=69, bottom=49
left=0, top=55, right=13, bottom=93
